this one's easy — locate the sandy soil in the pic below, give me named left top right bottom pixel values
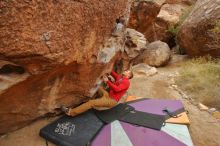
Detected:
left=1, top=56, right=220, bottom=146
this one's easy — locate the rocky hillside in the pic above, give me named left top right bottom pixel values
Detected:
left=0, top=0, right=131, bottom=134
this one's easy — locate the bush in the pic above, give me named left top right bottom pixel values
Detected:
left=210, top=20, right=220, bottom=34
left=167, top=25, right=178, bottom=36
left=176, top=56, right=220, bottom=109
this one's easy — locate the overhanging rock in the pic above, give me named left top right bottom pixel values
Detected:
left=0, top=0, right=131, bottom=134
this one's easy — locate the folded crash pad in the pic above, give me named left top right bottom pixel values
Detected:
left=120, top=110, right=165, bottom=130
left=165, top=112, right=190, bottom=125
left=95, top=103, right=134, bottom=123
left=127, top=98, right=185, bottom=119
left=40, top=110, right=104, bottom=146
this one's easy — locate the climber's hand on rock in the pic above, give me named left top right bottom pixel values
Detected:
left=108, top=75, right=115, bottom=82
left=103, top=75, right=109, bottom=82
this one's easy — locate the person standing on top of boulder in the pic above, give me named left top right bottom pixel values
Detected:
left=61, top=70, right=133, bottom=117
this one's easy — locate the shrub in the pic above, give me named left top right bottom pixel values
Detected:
left=210, top=20, right=220, bottom=34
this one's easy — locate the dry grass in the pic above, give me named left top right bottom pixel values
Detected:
left=176, top=56, right=220, bottom=109
left=210, top=20, right=220, bottom=34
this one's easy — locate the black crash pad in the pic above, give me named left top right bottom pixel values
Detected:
left=40, top=110, right=104, bottom=146
left=95, top=103, right=135, bottom=123
left=120, top=110, right=165, bottom=130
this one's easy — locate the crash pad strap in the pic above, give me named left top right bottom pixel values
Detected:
left=163, top=108, right=185, bottom=120
left=120, top=110, right=165, bottom=130
left=163, top=108, right=181, bottom=118
left=95, top=103, right=135, bottom=123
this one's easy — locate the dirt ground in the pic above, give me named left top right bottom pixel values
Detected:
left=1, top=56, right=220, bottom=146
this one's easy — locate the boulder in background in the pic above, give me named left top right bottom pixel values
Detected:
left=134, top=41, right=171, bottom=67
left=177, top=0, right=220, bottom=57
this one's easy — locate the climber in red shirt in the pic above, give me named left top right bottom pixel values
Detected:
left=106, top=70, right=131, bottom=102
left=62, top=70, right=133, bottom=117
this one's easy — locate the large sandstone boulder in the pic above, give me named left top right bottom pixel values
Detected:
left=134, top=41, right=171, bottom=67
left=128, top=0, right=166, bottom=42
left=124, top=28, right=148, bottom=58
left=128, top=0, right=194, bottom=45
left=122, top=28, right=148, bottom=70
left=177, top=0, right=220, bottom=57
left=154, top=3, right=189, bottom=44
left=0, top=0, right=131, bottom=134
left=165, top=0, right=197, bottom=5
left=157, top=4, right=188, bottom=25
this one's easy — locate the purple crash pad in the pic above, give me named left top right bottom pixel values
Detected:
left=91, top=124, right=111, bottom=146
left=128, top=99, right=184, bottom=116
left=120, top=121, right=186, bottom=146
left=92, top=121, right=186, bottom=146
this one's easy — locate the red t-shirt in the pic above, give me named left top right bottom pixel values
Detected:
left=106, top=71, right=130, bottom=102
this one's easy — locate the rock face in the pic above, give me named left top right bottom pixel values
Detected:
left=122, top=28, right=148, bottom=70
left=128, top=0, right=165, bottom=42
left=121, top=29, right=171, bottom=68
left=177, top=0, right=220, bottom=57
left=154, top=3, right=189, bottom=44
left=0, top=0, right=131, bottom=134
left=124, top=28, right=148, bottom=58
left=157, top=3, right=188, bottom=26
left=128, top=0, right=195, bottom=45
left=134, top=41, right=171, bottom=67
left=165, top=0, right=197, bottom=5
